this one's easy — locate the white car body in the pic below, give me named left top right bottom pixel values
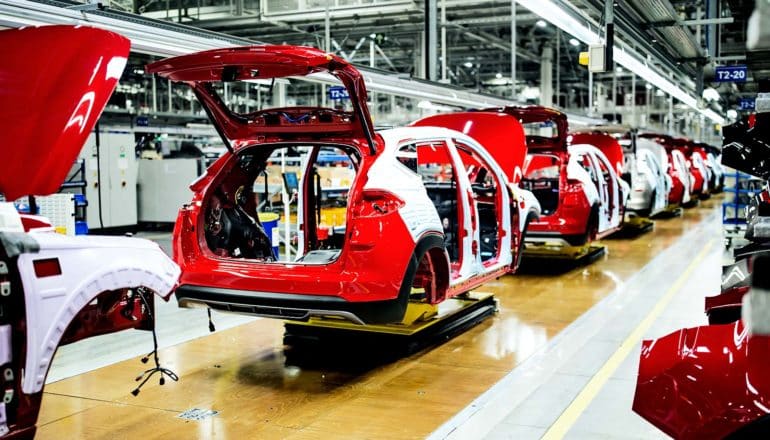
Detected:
left=625, top=138, right=671, bottom=217
left=567, top=144, right=630, bottom=236
left=371, top=126, right=517, bottom=280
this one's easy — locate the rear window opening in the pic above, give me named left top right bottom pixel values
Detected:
left=202, top=143, right=360, bottom=264
left=523, top=154, right=561, bottom=216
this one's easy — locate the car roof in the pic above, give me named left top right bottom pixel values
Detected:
left=377, top=126, right=483, bottom=152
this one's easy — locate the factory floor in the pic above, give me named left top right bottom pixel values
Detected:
left=37, top=198, right=722, bottom=439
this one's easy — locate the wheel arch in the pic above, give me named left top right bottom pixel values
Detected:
left=17, top=252, right=179, bottom=395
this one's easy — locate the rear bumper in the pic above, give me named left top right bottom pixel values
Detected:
left=524, top=230, right=588, bottom=247
left=175, top=284, right=409, bottom=325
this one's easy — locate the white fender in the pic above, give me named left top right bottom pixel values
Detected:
left=16, top=232, right=179, bottom=394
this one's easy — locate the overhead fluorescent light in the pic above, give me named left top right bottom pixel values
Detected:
left=515, top=0, right=724, bottom=124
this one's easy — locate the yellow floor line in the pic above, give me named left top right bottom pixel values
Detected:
left=541, top=238, right=716, bottom=440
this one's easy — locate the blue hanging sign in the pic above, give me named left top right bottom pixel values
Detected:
left=739, top=98, right=756, bottom=111
left=715, top=65, right=748, bottom=83
left=328, top=86, right=349, bottom=100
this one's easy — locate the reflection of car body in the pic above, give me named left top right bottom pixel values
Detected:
left=150, top=46, right=524, bottom=325
left=480, top=106, right=627, bottom=249
left=0, top=25, right=180, bottom=439
left=705, top=257, right=752, bottom=324
left=634, top=260, right=770, bottom=438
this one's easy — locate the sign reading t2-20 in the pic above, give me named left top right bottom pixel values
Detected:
left=715, top=65, right=748, bottom=83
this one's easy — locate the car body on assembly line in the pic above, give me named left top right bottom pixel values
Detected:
left=410, top=111, right=541, bottom=265
left=571, top=129, right=667, bottom=218
left=149, top=45, right=526, bottom=325
left=652, top=135, right=710, bottom=202
left=478, top=106, right=627, bottom=252
left=0, top=25, right=180, bottom=439
left=639, top=133, right=693, bottom=208
left=699, top=142, right=725, bottom=193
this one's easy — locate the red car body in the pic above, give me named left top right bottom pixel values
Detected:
left=486, top=106, right=625, bottom=248
left=634, top=319, right=770, bottom=439
left=150, top=46, right=523, bottom=325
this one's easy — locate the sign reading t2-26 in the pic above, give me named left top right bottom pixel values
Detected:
left=715, top=65, right=748, bottom=83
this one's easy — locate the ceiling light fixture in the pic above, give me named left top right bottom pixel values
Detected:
left=536, top=19, right=547, bottom=28
left=569, top=38, right=580, bottom=46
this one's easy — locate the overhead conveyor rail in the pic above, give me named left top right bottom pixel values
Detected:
left=0, top=0, right=604, bottom=126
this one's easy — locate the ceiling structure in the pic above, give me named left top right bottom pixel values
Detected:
left=17, top=0, right=759, bottom=132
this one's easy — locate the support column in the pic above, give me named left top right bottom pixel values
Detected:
left=540, top=45, right=553, bottom=106
left=631, top=73, right=636, bottom=127
left=668, top=95, right=674, bottom=134
left=511, top=0, right=517, bottom=97
left=707, top=0, right=717, bottom=57
left=555, top=29, right=561, bottom=107
left=441, top=0, right=447, bottom=82
left=612, top=67, right=617, bottom=122
left=425, top=0, right=438, bottom=81
left=272, top=82, right=286, bottom=108
left=588, top=71, right=594, bottom=115
left=370, top=40, right=375, bottom=68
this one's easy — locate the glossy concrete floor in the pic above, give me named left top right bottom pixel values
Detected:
left=38, top=198, right=722, bottom=439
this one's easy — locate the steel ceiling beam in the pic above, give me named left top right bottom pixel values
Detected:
left=0, top=0, right=604, bottom=125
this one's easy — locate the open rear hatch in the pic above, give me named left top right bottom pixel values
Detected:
left=0, top=25, right=130, bottom=200
left=483, top=106, right=569, bottom=153
left=146, top=45, right=377, bottom=154
left=570, top=132, right=626, bottom=176
left=411, top=111, right=528, bottom=183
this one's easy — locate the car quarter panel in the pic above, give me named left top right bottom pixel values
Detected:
left=16, top=233, right=179, bottom=394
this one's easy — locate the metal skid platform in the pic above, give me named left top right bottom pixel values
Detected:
left=613, top=216, right=655, bottom=238
left=283, top=291, right=497, bottom=363
left=522, top=241, right=606, bottom=261
left=653, top=205, right=684, bottom=219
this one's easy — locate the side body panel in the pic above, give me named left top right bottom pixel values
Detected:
left=16, top=233, right=179, bottom=394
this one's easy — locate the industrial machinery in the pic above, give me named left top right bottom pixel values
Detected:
left=80, top=130, right=138, bottom=230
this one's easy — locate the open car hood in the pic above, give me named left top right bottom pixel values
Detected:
left=569, top=132, right=625, bottom=175
left=482, top=106, right=568, bottom=153
left=411, top=112, right=528, bottom=183
left=146, top=45, right=376, bottom=154
left=0, top=25, right=129, bottom=201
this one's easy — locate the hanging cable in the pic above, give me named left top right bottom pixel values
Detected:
left=131, top=287, right=178, bottom=396
left=207, top=308, right=216, bottom=333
